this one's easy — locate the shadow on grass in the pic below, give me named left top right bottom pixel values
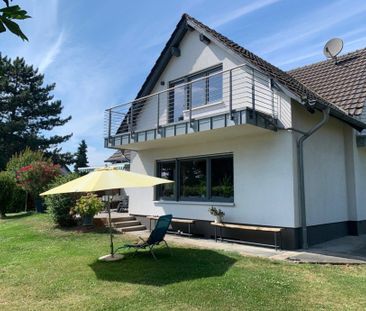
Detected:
left=89, top=247, right=237, bottom=286
left=3, top=212, right=34, bottom=219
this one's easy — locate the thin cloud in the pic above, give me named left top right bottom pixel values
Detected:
left=274, top=26, right=366, bottom=68
left=211, top=0, right=281, bottom=28
left=38, top=31, right=65, bottom=72
left=251, top=0, right=366, bottom=55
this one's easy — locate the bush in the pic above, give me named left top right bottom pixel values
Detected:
left=6, top=148, right=45, bottom=179
left=0, top=172, right=16, bottom=218
left=73, top=193, right=104, bottom=216
left=16, top=161, right=60, bottom=196
left=8, top=186, right=27, bottom=213
left=44, top=173, right=80, bottom=227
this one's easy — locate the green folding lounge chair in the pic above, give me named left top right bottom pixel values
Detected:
left=117, top=214, right=172, bottom=260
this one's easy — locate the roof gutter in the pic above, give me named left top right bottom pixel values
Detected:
left=297, top=105, right=330, bottom=249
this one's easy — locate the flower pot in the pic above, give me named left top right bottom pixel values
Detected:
left=82, top=214, right=94, bottom=226
left=215, top=215, right=223, bottom=223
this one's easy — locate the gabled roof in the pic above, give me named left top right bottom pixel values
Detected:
left=288, top=48, right=366, bottom=116
left=137, top=14, right=333, bottom=106
left=133, top=13, right=366, bottom=131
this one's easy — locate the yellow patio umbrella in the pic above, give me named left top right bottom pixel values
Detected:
left=40, top=167, right=173, bottom=261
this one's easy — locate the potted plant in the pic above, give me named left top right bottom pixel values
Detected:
left=208, top=206, right=225, bottom=223
left=73, top=193, right=104, bottom=226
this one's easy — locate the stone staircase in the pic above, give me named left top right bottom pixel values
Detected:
left=100, top=215, right=146, bottom=233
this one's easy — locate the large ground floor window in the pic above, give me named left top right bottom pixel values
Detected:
left=156, top=154, right=234, bottom=202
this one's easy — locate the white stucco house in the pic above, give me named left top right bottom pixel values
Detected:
left=104, top=14, right=366, bottom=249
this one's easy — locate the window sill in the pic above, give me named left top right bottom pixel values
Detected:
left=153, top=200, right=235, bottom=207
left=183, top=100, right=224, bottom=114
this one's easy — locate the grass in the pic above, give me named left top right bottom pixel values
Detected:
left=0, top=213, right=365, bottom=311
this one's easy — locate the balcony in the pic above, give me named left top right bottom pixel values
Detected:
left=104, top=64, right=292, bottom=149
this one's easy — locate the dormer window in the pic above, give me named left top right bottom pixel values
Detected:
left=168, top=65, right=223, bottom=123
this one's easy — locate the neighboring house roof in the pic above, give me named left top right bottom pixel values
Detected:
left=104, top=150, right=130, bottom=163
left=288, top=48, right=366, bottom=117
left=130, top=13, right=366, bottom=131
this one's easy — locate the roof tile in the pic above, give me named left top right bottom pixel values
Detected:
left=288, top=48, right=366, bottom=116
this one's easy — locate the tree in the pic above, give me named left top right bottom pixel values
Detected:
left=0, top=0, right=30, bottom=41
left=0, top=55, right=72, bottom=170
left=74, top=140, right=88, bottom=172
left=6, top=147, right=45, bottom=179
left=16, top=161, right=60, bottom=197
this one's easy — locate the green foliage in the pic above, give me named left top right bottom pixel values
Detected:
left=6, top=147, right=45, bottom=178
left=0, top=171, right=15, bottom=217
left=16, top=161, right=60, bottom=196
left=8, top=185, right=25, bottom=213
left=46, top=147, right=75, bottom=167
left=44, top=173, right=80, bottom=227
left=208, top=206, right=225, bottom=217
left=0, top=56, right=72, bottom=169
left=74, top=140, right=88, bottom=172
left=212, top=176, right=234, bottom=198
left=0, top=1, right=30, bottom=41
left=73, top=193, right=104, bottom=216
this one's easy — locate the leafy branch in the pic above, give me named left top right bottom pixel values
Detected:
left=0, top=0, right=30, bottom=41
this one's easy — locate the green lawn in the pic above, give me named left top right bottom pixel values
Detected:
left=0, top=213, right=365, bottom=311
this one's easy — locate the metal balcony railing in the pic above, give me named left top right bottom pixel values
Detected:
left=104, top=64, right=285, bottom=145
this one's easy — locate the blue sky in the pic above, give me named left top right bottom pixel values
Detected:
left=1, top=0, right=366, bottom=166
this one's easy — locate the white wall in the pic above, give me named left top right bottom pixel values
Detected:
left=292, top=105, right=350, bottom=226
left=355, top=147, right=366, bottom=220
left=128, top=127, right=297, bottom=228
left=134, top=29, right=292, bottom=132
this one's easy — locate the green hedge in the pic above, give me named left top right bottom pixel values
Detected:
left=44, top=173, right=80, bottom=227
left=0, top=172, right=16, bottom=218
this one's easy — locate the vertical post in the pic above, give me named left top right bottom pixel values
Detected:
left=188, top=83, right=192, bottom=126
left=157, top=93, right=160, bottom=131
left=107, top=196, right=114, bottom=256
left=108, top=109, right=112, bottom=138
left=130, top=102, right=134, bottom=133
left=229, top=69, right=233, bottom=119
left=251, top=68, right=255, bottom=111
left=271, top=79, right=275, bottom=119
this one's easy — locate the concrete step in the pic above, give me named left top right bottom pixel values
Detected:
left=110, top=216, right=135, bottom=222
left=112, top=220, right=140, bottom=228
left=117, top=224, right=146, bottom=233
left=99, top=216, right=135, bottom=225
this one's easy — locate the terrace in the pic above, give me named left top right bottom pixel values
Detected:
left=104, top=64, right=292, bottom=150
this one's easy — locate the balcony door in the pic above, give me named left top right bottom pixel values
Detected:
left=168, top=65, right=223, bottom=124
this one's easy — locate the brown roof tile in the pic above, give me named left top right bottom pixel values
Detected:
left=288, top=48, right=366, bottom=116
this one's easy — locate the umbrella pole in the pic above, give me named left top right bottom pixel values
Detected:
left=98, top=194, right=123, bottom=262
left=107, top=197, right=114, bottom=256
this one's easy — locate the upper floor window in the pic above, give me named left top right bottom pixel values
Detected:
left=168, top=65, right=223, bottom=123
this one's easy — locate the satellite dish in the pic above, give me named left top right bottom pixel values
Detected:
left=323, top=38, right=343, bottom=60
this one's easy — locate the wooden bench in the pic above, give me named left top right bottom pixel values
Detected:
left=147, top=216, right=195, bottom=236
left=211, top=222, right=282, bottom=250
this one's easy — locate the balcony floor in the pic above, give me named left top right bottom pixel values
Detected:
left=106, top=108, right=279, bottom=150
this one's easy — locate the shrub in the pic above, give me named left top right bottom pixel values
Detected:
left=16, top=161, right=60, bottom=196
left=73, top=193, right=104, bottom=216
left=0, top=172, right=16, bottom=218
left=44, top=173, right=80, bottom=227
left=8, top=186, right=27, bottom=213
left=6, top=148, right=45, bottom=179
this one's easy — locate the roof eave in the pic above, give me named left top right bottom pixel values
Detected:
left=314, top=101, right=366, bottom=132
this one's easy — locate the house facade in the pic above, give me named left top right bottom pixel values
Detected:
left=104, top=14, right=366, bottom=249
